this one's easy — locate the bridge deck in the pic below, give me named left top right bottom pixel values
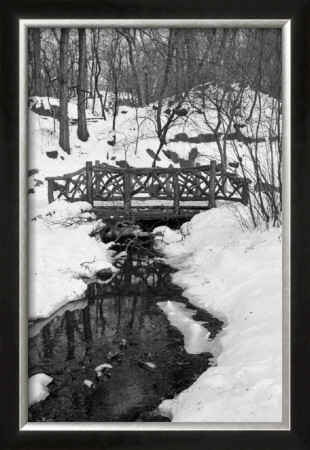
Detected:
left=92, top=206, right=210, bottom=221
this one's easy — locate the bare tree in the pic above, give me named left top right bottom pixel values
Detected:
left=40, top=29, right=60, bottom=98
left=90, top=29, right=105, bottom=116
left=77, top=28, right=89, bottom=141
left=33, top=28, right=42, bottom=96
left=118, top=29, right=145, bottom=107
left=184, top=29, right=199, bottom=90
left=174, top=30, right=186, bottom=100
left=59, top=28, right=70, bottom=153
left=153, top=29, right=176, bottom=166
left=27, top=27, right=282, bottom=229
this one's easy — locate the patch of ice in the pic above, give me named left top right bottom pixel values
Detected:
left=157, top=301, right=211, bottom=354
left=29, top=298, right=88, bottom=339
left=145, top=362, right=156, bottom=369
left=95, top=363, right=113, bottom=372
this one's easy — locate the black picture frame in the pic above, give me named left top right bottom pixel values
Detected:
left=0, top=0, right=310, bottom=449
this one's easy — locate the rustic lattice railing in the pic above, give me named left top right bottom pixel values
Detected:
left=45, top=160, right=250, bottom=214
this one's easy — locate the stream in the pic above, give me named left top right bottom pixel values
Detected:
left=28, top=233, right=223, bottom=422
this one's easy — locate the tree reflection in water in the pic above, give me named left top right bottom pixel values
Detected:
left=29, top=249, right=222, bottom=422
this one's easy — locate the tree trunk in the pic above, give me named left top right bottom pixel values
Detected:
left=101, top=72, right=111, bottom=121
left=120, top=30, right=145, bottom=107
left=93, top=40, right=106, bottom=119
left=28, top=33, right=34, bottom=95
left=77, top=29, right=89, bottom=141
left=59, top=28, right=70, bottom=154
left=156, top=29, right=175, bottom=138
left=91, top=30, right=97, bottom=114
left=153, top=29, right=176, bottom=167
left=112, top=70, right=118, bottom=131
left=184, top=30, right=198, bottom=90
left=175, top=30, right=185, bottom=100
left=33, top=28, right=41, bottom=96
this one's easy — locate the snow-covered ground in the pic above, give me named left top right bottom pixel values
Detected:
left=153, top=203, right=282, bottom=422
left=28, top=88, right=282, bottom=421
left=28, top=91, right=248, bottom=320
left=29, top=200, right=115, bottom=320
left=28, top=86, right=280, bottom=212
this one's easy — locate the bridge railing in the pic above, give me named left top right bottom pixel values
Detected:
left=45, top=160, right=250, bottom=213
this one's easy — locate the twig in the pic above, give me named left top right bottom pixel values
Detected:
left=80, top=256, right=96, bottom=267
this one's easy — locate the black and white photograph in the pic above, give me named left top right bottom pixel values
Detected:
left=26, top=25, right=285, bottom=424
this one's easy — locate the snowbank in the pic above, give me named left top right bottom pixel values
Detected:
left=29, top=200, right=115, bottom=320
left=154, top=204, right=282, bottom=422
left=29, top=373, right=53, bottom=406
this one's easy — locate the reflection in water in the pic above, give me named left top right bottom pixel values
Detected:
left=29, top=250, right=223, bottom=422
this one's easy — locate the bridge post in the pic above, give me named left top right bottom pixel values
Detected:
left=123, top=171, right=132, bottom=215
left=47, top=180, right=54, bottom=204
left=86, top=161, right=93, bottom=205
left=94, top=160, right=101, bottom=195
left=208, top=160, right=216, bottom=209
left=173, top=172, right=180, bottom=215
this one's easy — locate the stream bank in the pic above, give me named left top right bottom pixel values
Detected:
left=29, top=219, right=223, bottom=422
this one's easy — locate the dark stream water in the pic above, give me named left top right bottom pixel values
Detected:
left=28, top=246, right=223, bottom=422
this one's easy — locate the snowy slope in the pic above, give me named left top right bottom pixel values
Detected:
left=154, top=204, right=282, bottom=422
left=28, top=87, right=281, bottom=212
left=29, top=200, right=115, bottom=319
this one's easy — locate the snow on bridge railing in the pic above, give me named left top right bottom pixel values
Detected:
left=45, top=161, right=250, bottom=214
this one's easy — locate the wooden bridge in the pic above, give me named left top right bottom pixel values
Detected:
left=45, top=160, right=250, bottom=220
